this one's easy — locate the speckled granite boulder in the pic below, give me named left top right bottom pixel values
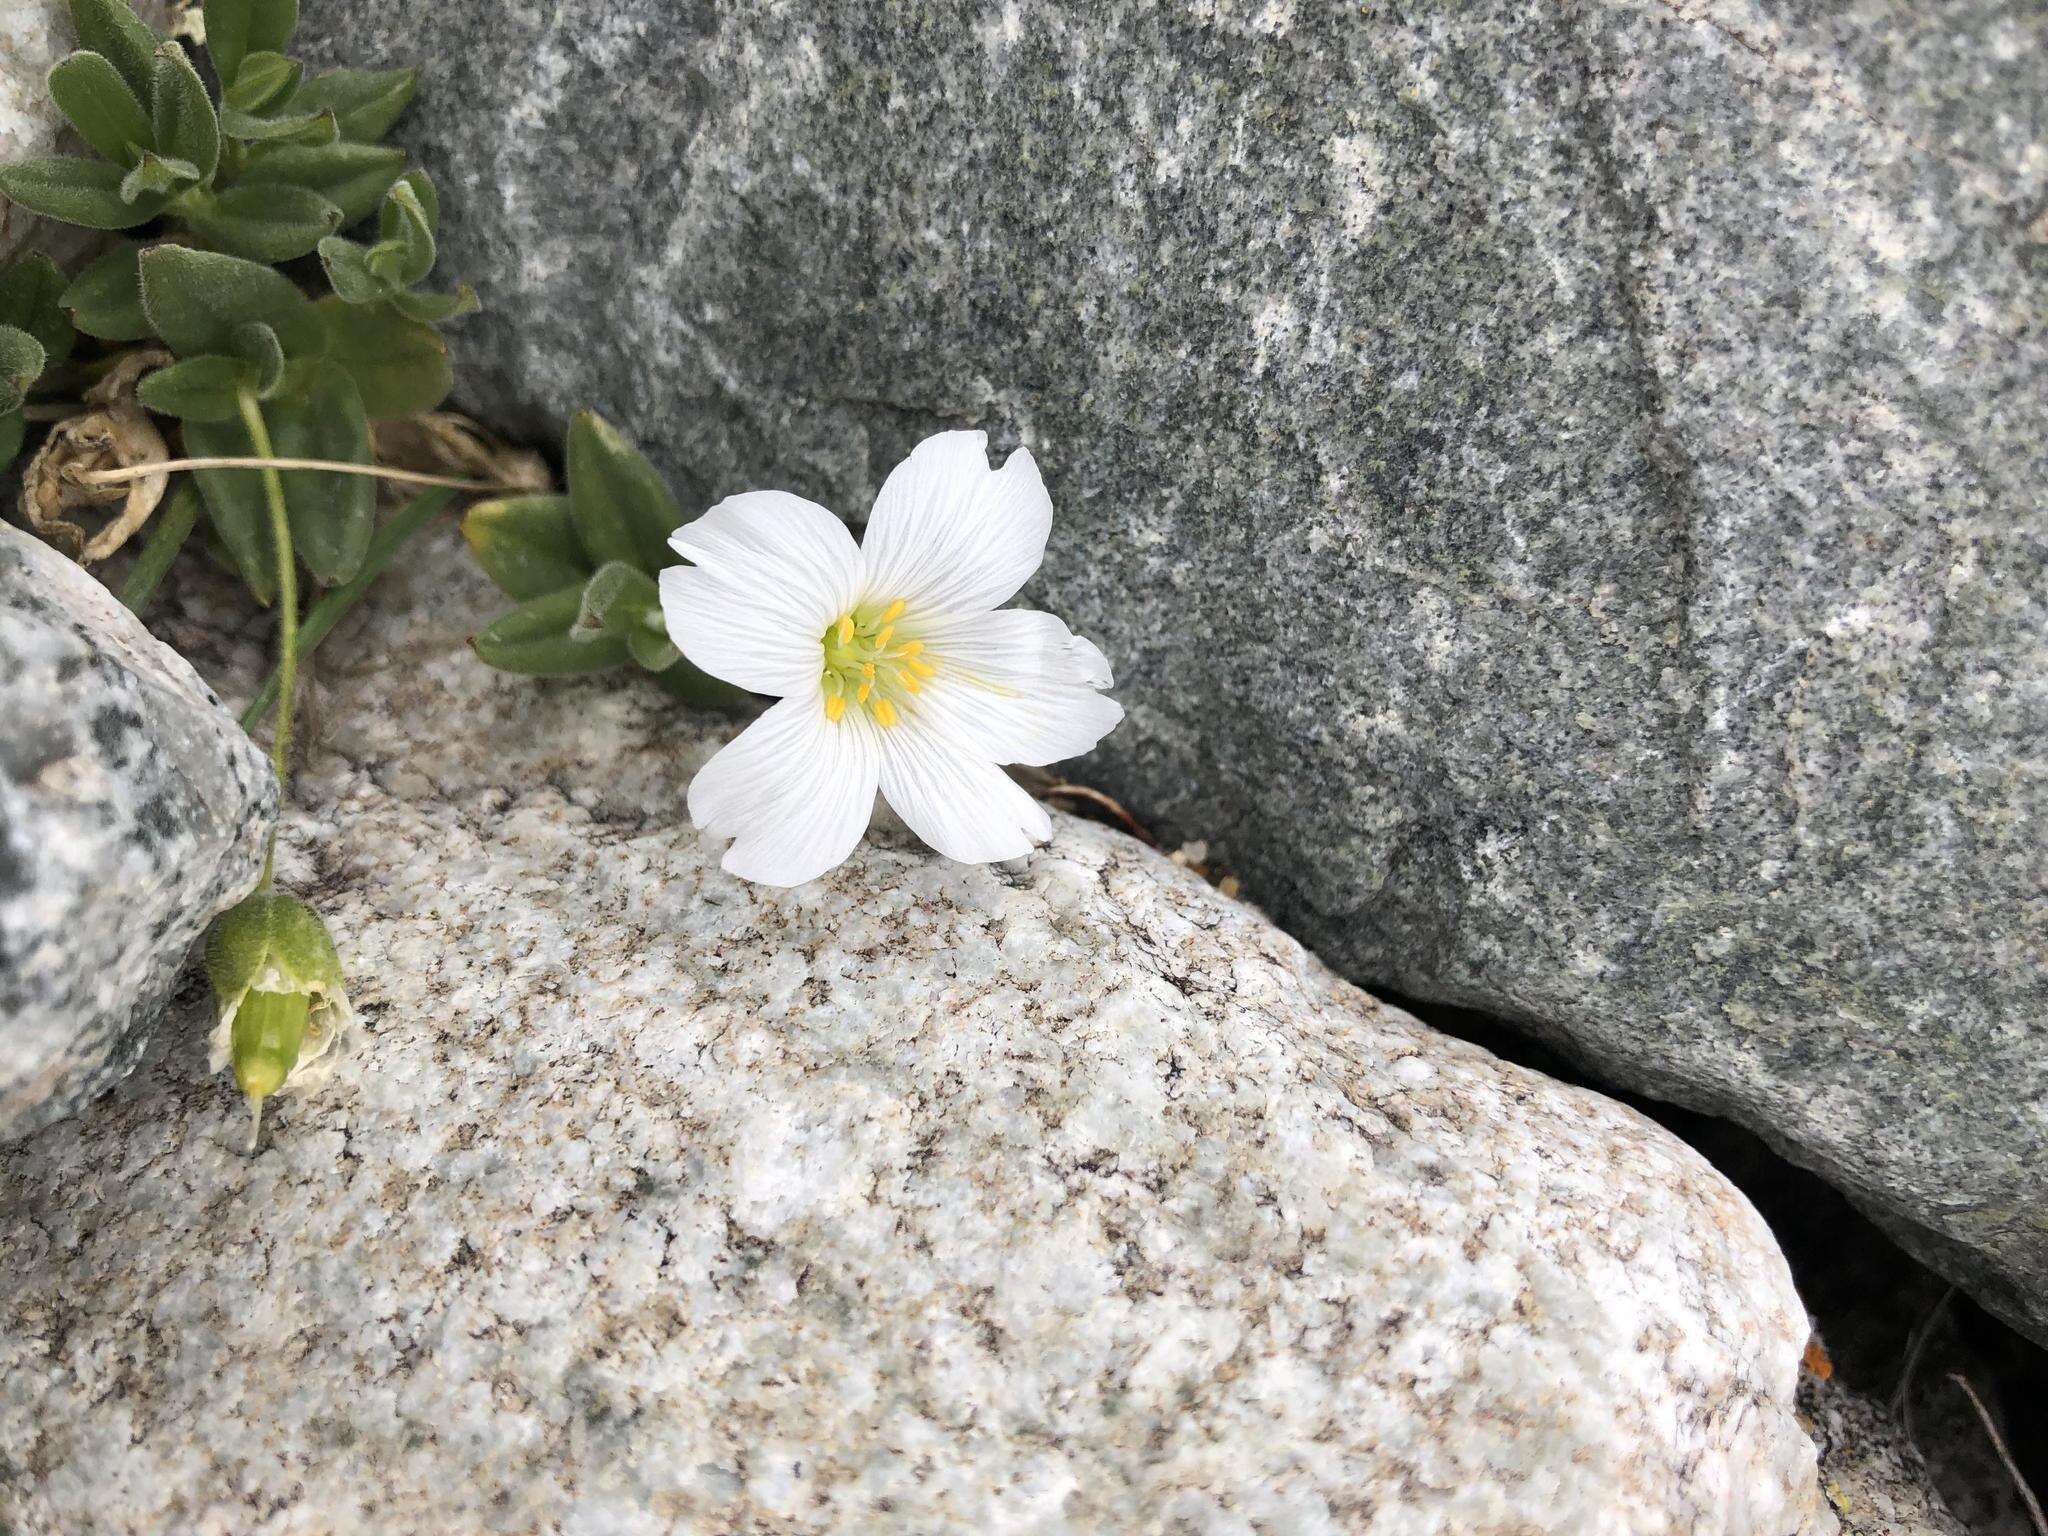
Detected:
left=1801, top=1370, right=1969, bottom=1536
left=290, top=0, right=2048, bottom=1340
left=1, top=544, right=1835, bottom=1534
left=0, top=524, right=273, bottom=1141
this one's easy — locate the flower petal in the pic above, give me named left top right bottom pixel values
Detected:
left=662, top=490, right=861, bottom=696
left=876, top=713, right=1054, bottom=864
left=860, top=431, right=1052, bottom=621
left=688, top=692, right=880, bottom=886
left=913, top=607, right=1124, bottom=766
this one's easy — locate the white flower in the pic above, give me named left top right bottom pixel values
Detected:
left=659, top=430, right=1123, bottom=886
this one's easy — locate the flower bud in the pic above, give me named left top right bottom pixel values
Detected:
left=205, top=893, right=352, bottom=1150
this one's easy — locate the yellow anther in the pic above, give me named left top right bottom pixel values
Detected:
left=908, top=657, right=936, bottom=678
left=875, top=624, right=895, bottom=649
left=881, top=599, right=906, bottom=623
left=894, top=640, right=924, bottom=659
left=857, top=680, right=873, bottom=703
left=861, top=662, right=876, bottom=678
left=837, top=614, right=855, bottom=645
left=872, top=698, right=898, bottom=728
left=824, top=694, right=847, bottom=722
left=897, top=669, right=921, bottom=694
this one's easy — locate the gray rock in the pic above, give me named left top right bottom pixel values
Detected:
left=0, top=542, right=1839, bottom=1534
left=293, top=0, right=2048, bottom=1342
left=1801, top=1367, right=1971, bottom=1536
left=0, top=523, right=274, bottom=1141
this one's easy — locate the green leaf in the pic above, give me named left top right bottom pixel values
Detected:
left=222, top=50, right=300, bottom=112
left=185, top=409, right=275, bottom=600
left=149, top=43, right=219, bottom=183
left=218, top=105, right=334, bottom=144
left=648, top=654, right=739, bottom=706
left=287, top=66, right=416, bottom=143
left=316, top=295, right=448, bottom=417
left=374, top=174, right=435, bottom=286
left=472, top=584, right=631, bottom=675
left=239, top=140, right=404, bottom=225
left=135, top=352, right=253, bottom=419
left=138, top=243, right=325, bottom=358
left=0, top=157, right=165, bottom=228
left=61, top=241, right=150, bottom=340
left=202, top=0, right=297, bottom=93
left=314, top=235, right=385, bottom=304
left=48, top=51, right=153, bottom=167
left=118, top=149, right=199, bottom=202
left=389, top=284, right=477, bottom=324
left=627, top=626, right=681, bottom=673
left=0, top=252, right=78, bottom=366
left=461, top=495, right=590, bottom=599
left=0, top=407, right=22, bottom=467
left=0, top=325, right=46, bottom=414
left=571, top=560, right=660, bottom=640
left=266, top=361, right=374, bottom=583
left=567, top=410, right=684, bottom=574
left=69, top=0, right=159, bottom=106
left=179, top=180, right=341, bottom=260
left=383, top=168, right=438, bottom=236
left=229, top=319, right=285, bottom=395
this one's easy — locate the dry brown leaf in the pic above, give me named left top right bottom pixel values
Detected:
left=21, top=397, right=172, bottom=564
left=372, top=412, right=554, bottom=499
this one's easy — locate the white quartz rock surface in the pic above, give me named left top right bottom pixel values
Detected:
left=0, top=548, right=1836, bottom=1534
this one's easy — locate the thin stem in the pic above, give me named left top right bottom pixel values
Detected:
left=239, top=488, right=456, bottom=731
left=238, top=391, right=296, bottom=891
left=117, top=481, right=202, bottom=613
left=1947, top=1373, right=2048, bottom=1536
left=79, top=456, right=522, bottom=495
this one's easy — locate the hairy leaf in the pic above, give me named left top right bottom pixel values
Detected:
left=202, top=0, right=298, bottom=92
left=316, top=296, right=448, bottom=417
left=0, top=252, right=78, bottom=366
left=0, top=326, right=46, bottom=414
left=180, top=181, right=341, bottom=260
left=567, top=409, right=683, bottom=574
left=221, top=49, right=300, bottom=112
left=461, top=494, right=589, bottom=599
left=149, top=43, right=219, bottom=183
left=239, top=140, right=405, bottom=225
left=138, top=244, right=326, bottom=358
left=473, top=584, right=631, bottom=675
left=287, top=66, right=416, bottom=143
left=61, top=240, right=150, bottom=340
left=135, top=352, right=252, bottom=420
left=0, top=157, right=165, bottom=228
left=48, top=50, right=153, bottom=167
left=69, top=0, right=158, bottom=106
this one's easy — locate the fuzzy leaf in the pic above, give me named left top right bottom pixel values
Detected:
left=229, top=319, right=286, bottom=395
left=69, top=0, right=158, bottom=106
left=567, top=409, right=684, bottom=575
left=179, top=180, right=341, bottom=260
left=222, top=50, right=300, bottom=112
left=382, top=168, right=438, bottom=237
left=202, top=0, right=297, bottom=93
left=314, top=235, right=384, bottom=304
left=388, top=284, right=477, bottom=324
left=185, top=409, right=275, bottom=600
left=0, top=252, right=78, bottom=367
left=218, top=104, right=333, bottom=143
left=239, top=140, right=404, bottom=225
left=287, top=66, right=415, bottom=143
left=48, top=50, right=153, bottom=167
left=61, top=240, right=149, bottom=339
left=316, top=295, right=448, bottom=417
left=472, top=584, right=631, bottom=675
left=149, top=43, right=218, bottom=182
left=570, top=560, right=660, bottom=644
left=118, top=149, right=198, bottom=202
left=266, top=360, right=374, bottom=583
left=0, top=156, right=165, bottom=228
left=0, top=326, right=45, bottom=414
left=461, top=494, right=589, bottom=599
left=135, top=352, right=252, bottom=419
left=138, top=244, right=326, bottom=359
left=374, top=175, right=435, bottom=285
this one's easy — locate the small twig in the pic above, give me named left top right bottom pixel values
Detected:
left=75, top=455, right=527, bottom=495
left=1893, top=1284, right=1954, bottom=1432
left=1946, top=1372, right=2048, bottom=1536
left=1040, top=782, right=1156, bottom=846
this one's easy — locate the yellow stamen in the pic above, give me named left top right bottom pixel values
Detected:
left=893, top=640, right=924, bottom=659
left=875, top=623, right=895, bottom=649
left=824, top=694, right=846, bottom=722
left=872, top=698, right=898, bottom=728
left=837, top=614, right=855, bottom=645
left=881, top=599, right=906, bottom=623
left=857, top=680, right=873, bottom=702
left=907, top=657, right=936, bottom=678
left=861, top=662, right=876, bottom=678
left=897, top=669, right=921, bottom=694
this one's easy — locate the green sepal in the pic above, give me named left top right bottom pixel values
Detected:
left=138, top=244, right=326, bottom=359
left=570, top=560, right=660, bottom=642
left=0, top=252, right=77, bottom=368
left=472, top=584, right=632, bottom=675
left=238, top=140, right=405, bottom=225
left=316, top=295, right=448, bottom=417
left=229, top=988, right=310, bottom=1101
left=0, top=326, right=46, bottom=415
left=0, top=157, right=165, bottom=228
left=118, top=149, right=198, bottom=202
left=222, top=50, right=300, bottom=113
left=149, top=43, right=219, bottom=183
left=47, top=50, right=153, bottom=167
left=461, top=494, right=590, bottom=600
left=69, top=0, right=159, bottom=107
left=179, top=180, right=341, bottom=260
left=134, top=352, right=253, bottom=419
left=61, top=241, right=148, bottom=340
left=202, top=0, right=298, bottom=95
left=388, top=284, right=476, bottom=324
left=567, top=410, right=683, bottom=574
left=287, top=66, right=416, bottom=143
left=207, top=891, right=345, bottom=1002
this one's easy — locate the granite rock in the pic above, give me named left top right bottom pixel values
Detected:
left=0, top=523, right=274, bottom=1141
left=292, top=0, right=2048, bottom=1342
left=1, top=544, right=1837, bottom=1534
left=1801, top=1368, right=1971, bottom=1536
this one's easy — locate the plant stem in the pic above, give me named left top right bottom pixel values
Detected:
left=239, top=488, right=456, bottom=731
left=238, top=390, right=296, bottom=891
left=117, top=481, right=202, bottom=613
left=79, top=456, right=524, bottom=495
